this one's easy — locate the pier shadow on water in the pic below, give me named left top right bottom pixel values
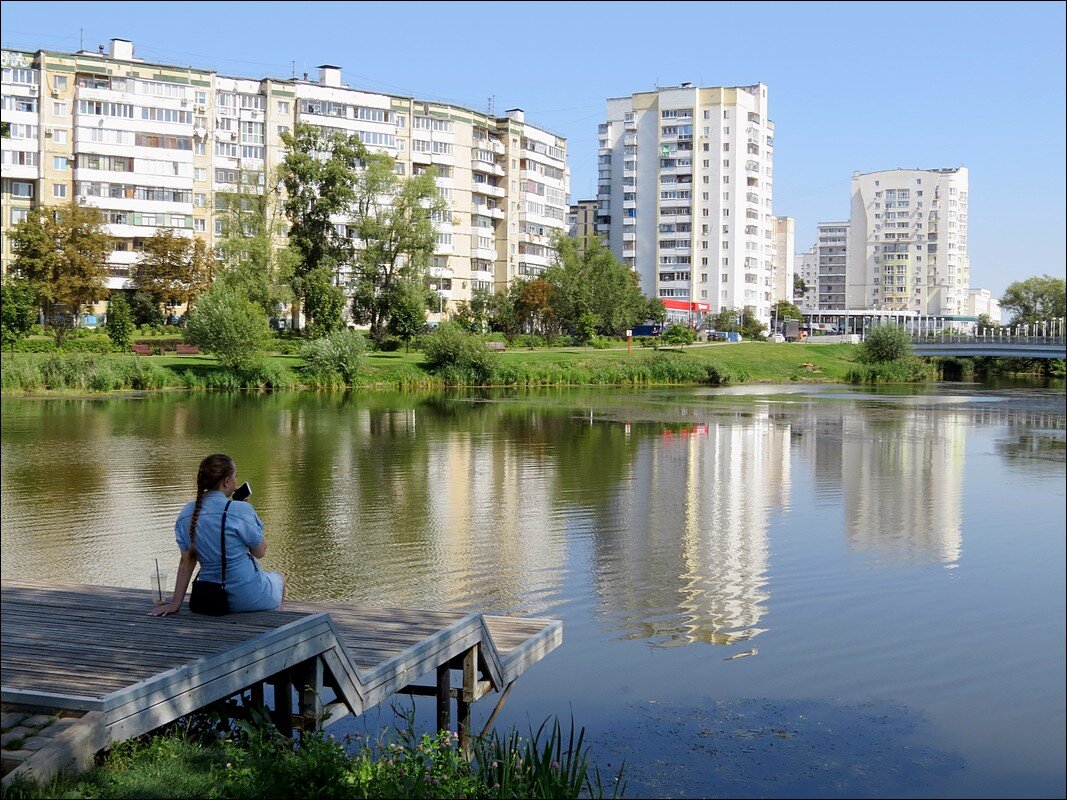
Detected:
left=598, top=697, right=964, bottom=799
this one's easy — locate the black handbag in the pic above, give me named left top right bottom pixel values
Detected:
left=189, top=500, right=231, bottom=616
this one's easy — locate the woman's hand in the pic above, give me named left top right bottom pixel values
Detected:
left=147, top=601, right=182, bottom=617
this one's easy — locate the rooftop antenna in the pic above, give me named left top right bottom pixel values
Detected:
left=488, top=95, right=494, bottom=116
left=291, top=60, right=295, bottom=80
left=79, top=28, right=83, bottom=52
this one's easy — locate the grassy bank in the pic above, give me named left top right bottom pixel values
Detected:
left=2, top=712, right=624, bottom=800
left=1, top=342, right=861, bottom=394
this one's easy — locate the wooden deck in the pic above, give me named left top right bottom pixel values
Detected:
left=1, top=579, right=562, bottom=779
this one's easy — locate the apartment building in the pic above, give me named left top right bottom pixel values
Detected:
left=847, top=167, right=969, bottom=316
left=967, top=288, right=1001, bottom=324
left=795, top=244, right=818, bottom=312
left=599, top=82, right=776, bottom=324
left=1, top=42, right=569, bottom=318
left=771, top=215, right=794, bottom=303
left=815, top=221, right=849, bottom=309
left=566, top=198, right=599, bottom=249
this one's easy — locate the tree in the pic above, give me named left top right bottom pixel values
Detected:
left=132, top=230, right=214, bottom=320
left=386, top=280, right=429, bottom=346
left=774, top=300, right=803, bottom=322
left=129, top=291, right=165, bottom=327
left=10, top=201, right=110, bottom=343
left=515, top=278, right=557, bottom=335
left=348, top=155, right=446, bottom=345
left=279, top=124, right=364, bottom=333
left=857, top=324, right=912, bottom=364
left=302, top=266, right=346, bottom=337
left=793, top=274, right=808, bottom=297
left=646, top=297, right=667, bottom=325
left=0, top=275, right=38, bottom=352
left=662, top=323, right=697, bottom=347
left=1000, top=275, right=1066, bottom=325
left=454, top=286, right=494, bottom=334
left=184, top=283, right=272, bottom=371
left=544, top=236, right=651, bottom=337
left=215, top=168, right=292, bottom=321
left=976, top=313, right=1000, bottom=331
left=105, top=292, right=135, bottom=351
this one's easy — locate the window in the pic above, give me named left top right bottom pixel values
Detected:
left=53, top=75, right=68, bottom=92
left=51, top=100, right=68, bottom=116
left=277, top=100, right=290, bottom=114
left=10, top=181, right=34, bottom=198
left=52, top=156, right=68, bottom=170
left=51, top=183, right=66, bottom=198
left=194, top=218, right=206, bottom=232
left=11, top=207, right=30, bottom=224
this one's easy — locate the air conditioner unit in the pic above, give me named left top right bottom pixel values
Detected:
left=44, top=127, right=54, bottom=137
left=229, top=132, right=237, bottom=141
left=28, top=84, right=38, bottom=94
left=51, top=89, right=61, bottom=98
left=196, top=104, right=206, bottom=113
left=180, top=99, right=188, bottom=107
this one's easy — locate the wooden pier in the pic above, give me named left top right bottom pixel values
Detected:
left=0, top=579, right=562, bottom=785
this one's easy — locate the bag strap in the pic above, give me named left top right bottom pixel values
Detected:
left=220, top=499, right=232, bottom=587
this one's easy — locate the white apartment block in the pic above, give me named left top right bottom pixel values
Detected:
left=599, top=83, right=775, bottom=324
left=1, top=42, right=569, bottom=317
left=815, top=221, right=849, bottom=309
left=795, top=245, right=818, bottom=312
left=847, top=167, right=969, bottom=316
left=967, top=288, right=1001, bottom=324
left=772, top=215, right=794, bottom=303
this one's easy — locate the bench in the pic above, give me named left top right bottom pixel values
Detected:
left=176, top=344, right=200, bottom=355
left=486, top=341, right=506, bottom=351
left=131, top=344, right=152, bottom=355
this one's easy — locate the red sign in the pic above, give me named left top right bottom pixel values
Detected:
left=661, top=300, right=711, bottom=313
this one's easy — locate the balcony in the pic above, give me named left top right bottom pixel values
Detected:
left=745, top=160, right=760, bottom=173
left=623, top=230, right=637, bottom=242
left=746, top=192, right=760, bottom=205
left=623, top=198, right=637, bottom=209
left=472, top=183, right=505, bottom=198
left=472, top=160, right=505, bottom=177
left=624, top=119, right=637, bottom=131
left=622, top=216, right=636, bottom=227
left=623, top=134, right=637, bottom=146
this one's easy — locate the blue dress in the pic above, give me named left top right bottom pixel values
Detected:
left=175, top=490, right=283, bottom=612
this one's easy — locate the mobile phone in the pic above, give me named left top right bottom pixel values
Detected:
left=233, top=481, right=252, bottom=502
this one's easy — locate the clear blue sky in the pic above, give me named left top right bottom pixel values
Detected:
left=2, top=1, right=1064, bottom=297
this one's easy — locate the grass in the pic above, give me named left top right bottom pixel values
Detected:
left=1, top=709, right=625, bottom=800
left=0, top=342, right=875, bottom=394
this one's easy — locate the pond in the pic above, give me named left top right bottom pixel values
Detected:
left=1, top=383, right=1064, bottom=797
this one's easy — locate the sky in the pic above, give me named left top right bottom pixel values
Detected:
left=2, top=1, right=1064, bottom=298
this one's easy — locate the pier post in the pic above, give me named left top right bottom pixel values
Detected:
left=269, top=670, right=293, bottom=737
left=457, top=645, right=478, bottom=760
left=436, top=664, right=451, bottom=733
left=297, top=657, right=324, bottom=731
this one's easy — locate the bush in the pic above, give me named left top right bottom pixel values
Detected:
left=0, top=354, right=171, bottom=392
left=105, top=293, right=135, bottom=351
left=857, top=325, right=913, bottom=363
left=846, top=356, right=937, bottom=384
left=661, top=324, right=697, bottom=347
left=422, top=322, right=498, bottom=384
left=185, top=284, right=272, bottom=371
left=299, top=330, right=369, bottom=385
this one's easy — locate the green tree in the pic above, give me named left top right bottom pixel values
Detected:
left=858, top=324, right=913, bottom=363
left=544, top=236, right=650, bottom=336
left=386, top=280, right=429, bottom=346
left=0, top=275, right=38, bottom=352
left=793, top=274, right=808, bottom=297
left=129, top=291, right=164, bottom=327
left=302, top=266, right=346, bottom=337
left=214, top=168, right=291, bottom=321
left=348, top=155, right=446, bottom=345
left=10, top=201, right=110, bottom=343
left=976, top=313, right=1000, bottom=331
left=454, top=286, right=494, bottom=334
left=774, top=299, right=803, bottom=322
left=279, top=124, right=364, bottom=333
left=662, top=323, right=697, bottom=347
left=132, top=230, right=214, bottom=319
left=741, top=308, right=767, bottom=341
left=105, top=292, right=135, bottom=351
left=1000, top=275, right=1066, bottom=325
left=184, top=283, right=272, bottom=371
left=646, top=297, right=667, bottom=325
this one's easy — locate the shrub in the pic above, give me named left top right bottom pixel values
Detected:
left=185, top=284, right=272, bottom=371
left=422, top=322, right=498, bottom=384
left=299, top=330, right=369, bottom=385
left=846, top=356, right=937, bottom=384
left=857, top=325, right=913, bottom=364
left=661, top=324, right=697, bottom=347
left=105, top=293, right=135, bottom=351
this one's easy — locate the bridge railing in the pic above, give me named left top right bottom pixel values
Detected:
left=909, top=333, right=1066, bottom=345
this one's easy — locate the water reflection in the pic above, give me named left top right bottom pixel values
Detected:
left=1, top=388, right=1063, bottom=648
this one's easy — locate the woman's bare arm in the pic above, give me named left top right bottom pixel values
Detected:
left=147, top=550, right=197, bottom=617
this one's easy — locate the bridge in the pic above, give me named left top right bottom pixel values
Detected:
left=909, top=331, right=1066, bottom=359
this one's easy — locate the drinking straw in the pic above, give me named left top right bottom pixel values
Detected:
left=155, top=558, right=162, bottom=602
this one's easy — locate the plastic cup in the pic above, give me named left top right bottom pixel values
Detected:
left=150, top=572, right=170, bottom=605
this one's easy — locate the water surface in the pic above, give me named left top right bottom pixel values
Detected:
left=1, top=384, right=1064, bottom=797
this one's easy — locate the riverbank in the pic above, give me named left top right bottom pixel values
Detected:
left=1, top=342, right=859, bottom=394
